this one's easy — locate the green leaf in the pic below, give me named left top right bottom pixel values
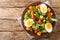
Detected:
left=45, top=17, right=50, bottom=23
left=24, top=12, right=31, bottom=20
left=51, top=18, right=57, bottom=21
left=39, top=12, right=42, bottom=15
left=35, top=12, right=40, bottom=19
left=32, top=6, right=38, bottom=12
left=39, top=26, right=45, bottom=31
left=34, top=24, right=40, bottom=30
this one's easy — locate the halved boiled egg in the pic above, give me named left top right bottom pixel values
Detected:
left=40, top=4, right=47, bottom=13
left=45, top=23, right=52, bottom=33
left=24, top=19, right=34, bottom=27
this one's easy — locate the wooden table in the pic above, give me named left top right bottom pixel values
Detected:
left=0, top=0, right=60, bottom=40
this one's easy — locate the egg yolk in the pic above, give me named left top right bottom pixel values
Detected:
left=27, top=20, right=32, bottom=26
left=46, top=23, right=51, bottom=29
left=42, top=7, right=46, bottom=12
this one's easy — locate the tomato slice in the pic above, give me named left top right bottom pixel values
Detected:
left=37, top=20, right=42, bottom=24
left=30, top=8, right=34, bottom=13
left=34, top=30, right=38, bottom=34
left=32, top=15, right=36, bottom=20
left=47, top=12, right=53, bottom=18
left=36, top=4, right=40, bottom=9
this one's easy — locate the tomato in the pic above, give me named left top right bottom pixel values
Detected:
left=36, top=4, right=40, bottom=9
left=47, top=12, right=53, bottom=18
left=32, top=15, right=36, bottom=20
left=29, top=6, right=34, bottom=13
left=30, top=9, right=34, bottom=13
left=37, top=20, right=42, bottom=24
left=34, top=30, right=38, bottom=34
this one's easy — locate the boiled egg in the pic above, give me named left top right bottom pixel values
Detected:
left=40, top=4, right=47, bottom=13
left=45, top=23, right=52, bottom=33
left=24, top=19, right=34, bottom=27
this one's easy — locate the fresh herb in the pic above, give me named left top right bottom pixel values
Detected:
left=24, top=12, right=31, bottom=20
left=32, top=6, right=38, bottom=12
left=35, top=12, right=40, bottom=19
left=33, top=24, right=40, bottom=30
left=45, top=17, right=50, bottom=23
left=39, top=26, right=45, bottom=31
left=50, top=18, right=57, bottom=22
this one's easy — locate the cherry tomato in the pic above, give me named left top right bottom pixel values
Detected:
left=34, top=30, right=38, bottom=34
left=37, top=20, right=42, bottom=24
left=47, top=12, right=53, bottom=18
left=32, top=15, right=36, bottom=20
left=30, top=8, right=34, bottom=13
left=36, top=4, right=40, bottom=9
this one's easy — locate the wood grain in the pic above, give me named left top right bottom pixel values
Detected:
left=53, top=8, right=60, bottom=15
left=13, top=32, right=30, bottom=40
left=0, top=8, right=59, bottom=20
left=49, top=32, right=60, bottom=40
left=0, top=8, right=25, bottom=20
left=0, top=0, right=59, bottom=8
left=54, top=21, right=60, bottom=32
left=0, top=20, right=24, bottom=32
left=0, top=0, right=46, bottom=7
left=51, top=0, right=60, bottom=7
left=0, top=32, right=30, bottom=40
left=0, top=32, right=13, bottom=40
left=46, top=0, right=60, bottom=8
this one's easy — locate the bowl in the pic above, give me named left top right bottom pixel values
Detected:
left=21, top=1, right=57, bottom=38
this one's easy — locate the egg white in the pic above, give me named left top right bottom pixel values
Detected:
left=24, top=19, right=34, bottom=27
left=40, top=4, right=47, bottom=13
left=45, top=23, right=52, bottom=33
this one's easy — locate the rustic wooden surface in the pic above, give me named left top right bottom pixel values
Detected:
left=0, top=0, right=60, bottom=40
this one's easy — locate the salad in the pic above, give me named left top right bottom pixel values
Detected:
left=23, top=3, right=57, bottom=36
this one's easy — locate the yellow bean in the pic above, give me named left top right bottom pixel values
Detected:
left=26, top=27, right=31, bottom=30
left=43, top=30, right=47, bottom=33
left=48, top=8, right=51, bottom=12
left=41, top=23, right=45, bottom=27
left=37, top=32, right=41, bottom=36
left=40, top=15, right=44, bottom=19
left=29, top=6, right=32, bottom=9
